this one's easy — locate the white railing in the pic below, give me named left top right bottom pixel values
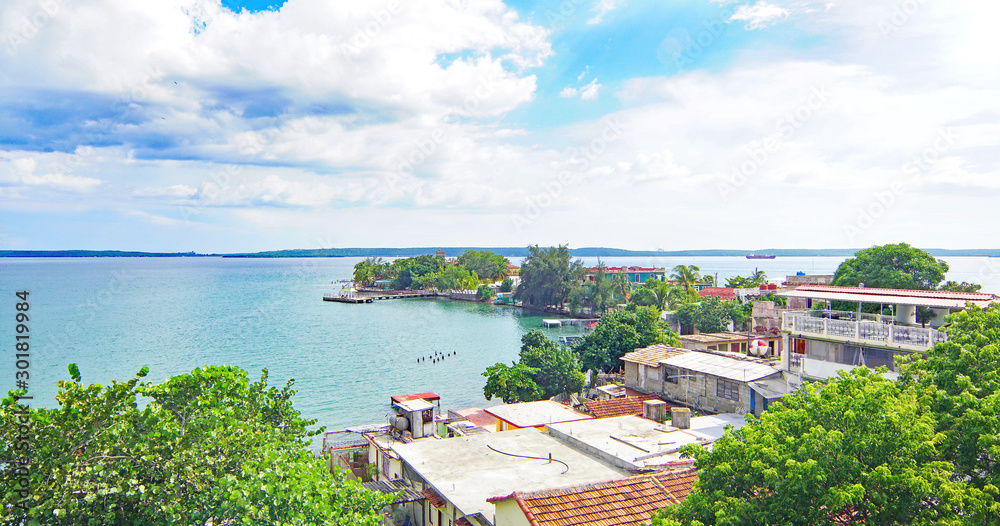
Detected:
left=781, top=310, right=946, bottom=351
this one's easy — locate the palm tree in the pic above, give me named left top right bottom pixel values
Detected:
left=671, top=264, right=701, bottom=294
left=352, top=256, right=384, bottom=287
left=749, top=268, right=767, bottom=287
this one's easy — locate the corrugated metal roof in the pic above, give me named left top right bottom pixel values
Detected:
left=361, top=479, right=426, bottom=503
left=622, top=345, right=688, bottom=367
left=750, top=378, right=792, bottom=399
left=776, top=285, right=999, bottom=308
left=660, top=352, right=780, bottom=382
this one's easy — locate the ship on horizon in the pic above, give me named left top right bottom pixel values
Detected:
left=746, top=253, right=777, bottom=259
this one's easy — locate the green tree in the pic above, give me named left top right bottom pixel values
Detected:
left=499, top=277, right=514, bottom=293
left=514, top=245, right=585, bottom=308
left=725, top=275, right=752, bottom=288
left=749, top=268, right=767, bottom=287
left=671, top=265, right=701, bottom=294
left=352, top=256, right=385, bottom=287
left=899, top=304, right=1000, bottom=497
left=653, top=368, right=983, bottom=525
left=482, top=362, right=543, bottom=404
left=518, top=330, right=586, bottom=398
left=435, top=264, right=478, bottom=290
left=0, top=365, right=394, bottom=526
left=831, top=243, right=949, bottom=290
left=583, top=262, right=616, bottom=314
left=938, top=280, right=982, bottom=293
left=477, top=284, right=494, bottom=300
left=457, top=250, right=510, bottom=283
left=574, top=307, right=678, bottom=372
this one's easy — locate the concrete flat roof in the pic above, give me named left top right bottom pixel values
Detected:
left=484, top=400, right=592, bottom=428
left=546, top=414, right=748, bottom=470
left=661, top=352, right=781, bottom=382
left=391, top=427, right=626, bottom=520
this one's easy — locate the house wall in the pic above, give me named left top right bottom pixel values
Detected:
left=660, top=371, right=756, bottom=414
left=623, top=361, right=663, bottom=394
left=493, top=500, right=533, bottom=526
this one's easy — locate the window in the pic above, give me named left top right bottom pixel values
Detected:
left=664, top=367, right=679, bottom=384
left=717, top=379, right=740, bottom=401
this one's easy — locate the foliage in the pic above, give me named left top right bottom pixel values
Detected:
left=724, top=270, right=765, bottom=288
left=630, top=278, right=678, bottom=311
left=353, top=256, right=386, bottom=287
left=674, top=298, right=748, bottom=334
left=674, top=303, right=700, bottom=334
left=939, top=280, right=983, bottom=293
left=574, top=306, right=678, bottom=372
left=499, top=277, right=514, bottom=293
left=457, top=250, right=510, bottom=283
left=701, top=275, right=715, bottom=287
left=0, top=365, right=394, bottom=526
left=899, top=304, right=1000, bottom=497
left=831, top=243, right=949, bottom=290
left=482, top=362, right=542, bottom=404
left=518, top=330, right=586, bottom=398
left=435, top=264, right=479, bottom=291
left=389, top=254, right=443, bottom=290
left=580, top=262, right=616, bottom=315
left=670, top=265, right=701, bottom=294
left=476, top=284, right=494, bottom=300
left=653, top=368, right=984, bottom=525
left=514, top=245, right=585, bottom=308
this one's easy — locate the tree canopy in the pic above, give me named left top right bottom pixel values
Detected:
left=457, top=250, right=510, bottom=283
left=514, top=245, right=585, bottom=308
left=831, top=243, right=949, bottom=290
left=0, top=365, right=394, bottom=526
left=482, top=331, right=585, bottom=403
left=653, top=368, right=990, bottom=525
left=574, top=306, right=678, bottom=372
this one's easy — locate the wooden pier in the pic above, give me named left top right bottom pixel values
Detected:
left=542, top=318, right=600, bottom=328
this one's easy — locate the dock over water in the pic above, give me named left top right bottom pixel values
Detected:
left=542, top=318, right=600, bottom=327
left=323, top=290, right=440, bottom=304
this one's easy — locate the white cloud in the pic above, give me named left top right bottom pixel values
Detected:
left=559, top=87, right=578, bottom=98
left=730, top=1, right=789, bottom=30
left=0, top=155, right=103, bottom=193
left=579, top=78, right=602, bottom=100
left=587, top=0, right=626, bottom=25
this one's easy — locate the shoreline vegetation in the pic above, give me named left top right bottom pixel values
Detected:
left=5, top=247, right=1000, bottom=258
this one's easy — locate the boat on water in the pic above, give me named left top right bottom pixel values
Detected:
left=746, top=253, right=777, bottom=259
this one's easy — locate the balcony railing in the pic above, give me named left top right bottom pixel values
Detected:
left=782, top=310, right=947, bottom=351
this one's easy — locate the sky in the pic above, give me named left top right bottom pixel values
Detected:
left=0, top=0, right=997, bottom=253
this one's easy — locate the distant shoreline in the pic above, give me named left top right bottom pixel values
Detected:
left=3, top=248, right=1000, bottom=258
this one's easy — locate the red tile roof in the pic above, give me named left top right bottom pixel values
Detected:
left=422, top=488, right=446, bottom=508
left=392, top=393, right=440, bottom=404
left=698, top=287, right=736, bottom=301
left=584, top=396, right=664, bottom=419
left=454, top=408, right=496, bottom=430
left=488, top=475, right=679, bottom=526
left=652, top=467, right=699, bottom=502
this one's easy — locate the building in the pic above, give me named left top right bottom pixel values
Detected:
left=585, top=266, right=666, bottom=285
left=678, top=331, right=782, bottom=357
left=582, top=394, right=661, bottom=419
left=484, top=400, right=593, bottom=432
left=383, top=427, right=630, bottom=526
left=621, top=344, right=689, bottom=394
left=488, top=474, right=682, bottom=526
left=546, top=413, right=748, bottom=471
left=776, top=285, right=999, bottom=381
left=781, top=274, right=834, bottom=309
left=657, top=351, right=786, bottom=415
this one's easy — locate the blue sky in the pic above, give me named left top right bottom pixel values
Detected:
left=1, top=0, right=998, bottom=252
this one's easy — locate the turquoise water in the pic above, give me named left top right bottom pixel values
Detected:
left=2, top=255, right=996, bottom=433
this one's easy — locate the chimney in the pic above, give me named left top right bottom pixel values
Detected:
left=671, top=407, right=691, bottom=429
left=643, top=400, right=668, bottom=423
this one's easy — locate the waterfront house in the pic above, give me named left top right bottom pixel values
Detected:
left=382, top=427, right=629, bottom=526
left=484, top=400, right=593, bottom=432
left=621, top=344, right=688, bottom=394
left=775, top=285, right=999, bottom=381
left=488, top=474, right=684, bottom=526
left=585, top=266, right=666, bottom=285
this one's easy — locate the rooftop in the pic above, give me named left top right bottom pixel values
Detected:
left=391, top=392, right=441, bottom=404
left=652, top=467, right=699, bottom=502
left=776, top=285, right=999, bottom=309
left=584, top=395, right=662, bottom=419
left=546, top=414, right=747, bottom=470
left=622, top=344, right=688, bottom=367
left=679, top=332, right=780, bottom=344
left=390, top=427, right=627, bottom=520
left=697, top=287, right=736, bottom=301
left=361, top=479, right=426, bottom=504
left=487, top=475, right=679, bottom=526
left=485, top=400, right=593, bottom=428
left=453, top=408, right=497, bottom=431
left=661, top=351, right=781, bottom=382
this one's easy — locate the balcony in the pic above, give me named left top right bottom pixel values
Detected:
left=781, top=310, right=947, bottom=352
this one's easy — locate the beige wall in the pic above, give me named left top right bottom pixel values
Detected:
left=493, top=499, right=532, bottom=526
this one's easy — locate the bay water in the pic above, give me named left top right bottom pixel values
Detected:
left=2, top=255, right=997, bottom=434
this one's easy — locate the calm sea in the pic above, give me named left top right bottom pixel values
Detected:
left=2, top=255, right=997, bottom=434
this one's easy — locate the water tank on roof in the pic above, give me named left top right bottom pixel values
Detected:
left=796, top=271, right=806, bottom=276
